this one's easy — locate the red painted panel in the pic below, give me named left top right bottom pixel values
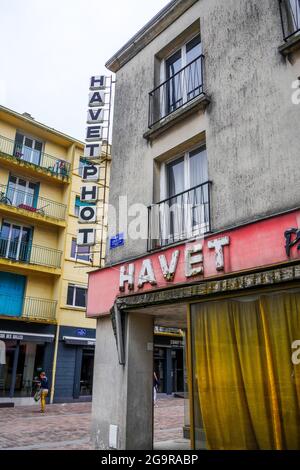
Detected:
left=87, top=210, right=300, bottom=317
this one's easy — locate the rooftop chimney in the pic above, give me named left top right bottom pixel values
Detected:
left=22, top=112, right=34, bottom=120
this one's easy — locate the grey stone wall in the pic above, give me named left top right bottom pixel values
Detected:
left=106, top=0, right=300, bottom=266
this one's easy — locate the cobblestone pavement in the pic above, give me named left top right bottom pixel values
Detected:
left=0, top=396, right=185, bottom=450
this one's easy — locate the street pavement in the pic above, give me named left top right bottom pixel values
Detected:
left=0, top=395, right=186, bottom=450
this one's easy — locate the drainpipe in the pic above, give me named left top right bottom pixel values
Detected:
left=50, top=324, right=60, bottom=404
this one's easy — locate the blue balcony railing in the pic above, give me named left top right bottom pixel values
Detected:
left=0, top=184, right=67, bottom=221
left=0, top=237, right=62, bottom=269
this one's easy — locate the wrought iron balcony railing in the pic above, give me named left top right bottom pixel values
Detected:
left=148, top=55, right=205, bottom=128
left=0, top=237, right=62, bottom=268
left=147, top=181, right=212, bottom=251
left=23, top=297, right=57, bottom=321
left=0, top=184, right=67, bottom=220
left=0, top=134, right=71, bottom=178
left=0, top=293, right=57, bottom=321
left=279, top=0, right=300, bottom=41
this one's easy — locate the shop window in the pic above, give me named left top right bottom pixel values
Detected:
left=191, top=290, right=300, bottom=450
left=67, top=284, right=87, bottom=308
left=80, top=348, right=94, bottom=396
left=154, top=347, right=165, bottom=393
left=0, top=341, right=45, bottom=398
left=70, top=238, right=92, bottom=263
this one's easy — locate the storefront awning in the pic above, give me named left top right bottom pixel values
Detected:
left=63, top=336, right=96, bottom=346
left=0, top=330, right=55, bottom=343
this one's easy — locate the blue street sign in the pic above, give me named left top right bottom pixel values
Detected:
left=110, top=233, right=125, bottom=250
left=76, top=328, right=87, bottom=337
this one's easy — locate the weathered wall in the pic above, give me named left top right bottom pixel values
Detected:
left=106, top=0, right=300, bottom=266
left=95, top=0, right=300, bottom=450
left=92, top=313, right=153, bottom=450
left=92, top=316, right=126, bottom=449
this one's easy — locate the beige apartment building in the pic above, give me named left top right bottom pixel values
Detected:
left=0, top=105, right=110, bottom=405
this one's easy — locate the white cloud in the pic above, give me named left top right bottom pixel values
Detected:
left=0, top=0, right=169, bottom=140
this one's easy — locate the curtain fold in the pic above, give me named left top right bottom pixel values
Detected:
left=192, top=291, right=300, bottom=449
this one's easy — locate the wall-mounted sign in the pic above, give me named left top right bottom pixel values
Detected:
left=76, top=328, right=87, bottom=337
left=110, top=233, right=125, bottom=250
left=77, top=75, right=111, bottom=251
left=284, top=228, right=300, bottom=257
left=86, top=210, right=300, bottom=317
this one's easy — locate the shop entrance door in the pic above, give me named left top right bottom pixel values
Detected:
left=152, top=304, right=190, bottom=451
left=80, top=348, right=94, bottom=396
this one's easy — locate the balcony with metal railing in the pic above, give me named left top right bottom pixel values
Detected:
left=147, top=181, right=212, bottom=251
left=0, top=184, right=67, bottom=222
left=145, top=55, right=209, bottom=139
left=0, top=293, right=57, bottom=322
left=0, top=134, right=71, bottom=180
left=279, top=0, right=300, bottom=53
left=0, top=237, right=62, bottom=269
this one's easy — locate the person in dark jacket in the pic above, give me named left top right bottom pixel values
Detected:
left=153, top=372, right=159, bottom=407
left=38, top=371, right=49, bottom=413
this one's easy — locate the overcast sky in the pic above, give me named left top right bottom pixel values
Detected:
left=0, top=0, right=169, bottom=140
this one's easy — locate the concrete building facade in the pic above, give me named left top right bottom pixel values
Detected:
left=87, top=0, right=300, bottom=450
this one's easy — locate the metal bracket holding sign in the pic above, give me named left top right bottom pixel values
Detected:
left=76, top=74, right=114, bottom=268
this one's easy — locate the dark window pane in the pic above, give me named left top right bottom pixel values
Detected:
left=75, top=287, right=86, bottom=308
left=186, top=35, right=201, bottom=63
left=24, top=138, right=33, bottom=148
left=166, top=50, right=183, bottom=114
left=77, top=245, right=90, bottom=262
left=67, top=285, right=74, bottom=306
left=34, top=141, right=42, bottom=151
left=71, top=239, right=76, bottom=258
left=15, top=133, right=24, bottom=145
left=167, top=157, right=185, bottom=197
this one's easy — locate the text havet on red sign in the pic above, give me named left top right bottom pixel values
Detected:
left=86, top=210, right=300, bottom=317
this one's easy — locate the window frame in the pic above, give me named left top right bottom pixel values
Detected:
left=66, top=283, right=87, bottom=309
left=160, top=143, right=207, bottom=200
left=7, top=174, right=38, bottom=208
left=70, top=237, right=92, bottom=263
left=159, top=143, right=208, bottom=242
left=0, top=219, right=33, bottom=262
left=14, top=131, right=44, bottom=165
left=159, top=33, right=202, bottom=89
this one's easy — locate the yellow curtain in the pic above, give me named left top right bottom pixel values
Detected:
left=192, top=291, right=300, bottom=450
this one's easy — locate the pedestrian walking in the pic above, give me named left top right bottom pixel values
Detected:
left=34, top=371, right=49, bottom=413
left=153, top=371, right=159, bottom=407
